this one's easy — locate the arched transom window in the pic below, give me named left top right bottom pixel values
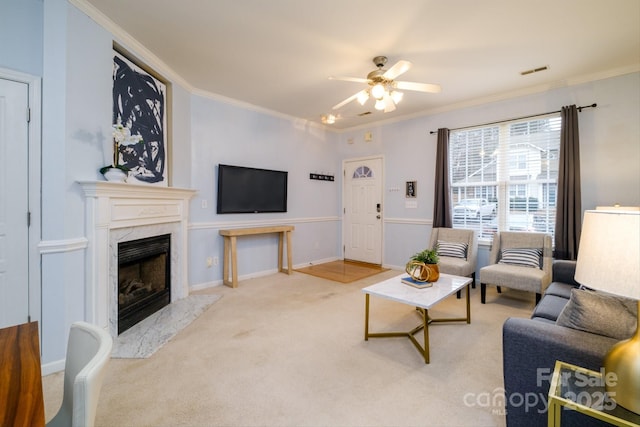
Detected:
left=352, top=166, right=373, bottom=179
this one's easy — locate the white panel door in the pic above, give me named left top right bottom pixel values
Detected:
left=343, top=157, right=383, bottom=264
left=0, top=78, right=30, bottom=327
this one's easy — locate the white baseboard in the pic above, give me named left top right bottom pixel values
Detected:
left=41, top=359, right=65, bottom=376
left=189, top=257, right=342, bottom=292
left=190, top=280, right=224, bottom=292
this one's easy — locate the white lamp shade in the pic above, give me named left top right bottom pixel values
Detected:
left=390, top=90, right=403, bottom=104
left=357, top=91, right=369, bottom=105
left=574, top=208, right=640, bottom=300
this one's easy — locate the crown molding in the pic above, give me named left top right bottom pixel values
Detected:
left=69, top=0, right=194, bottom=92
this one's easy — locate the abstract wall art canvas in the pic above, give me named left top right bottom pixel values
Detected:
left=113, top=48, right=168, bottom=185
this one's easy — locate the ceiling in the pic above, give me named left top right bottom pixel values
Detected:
left=81, top=0, right=640, bottom=131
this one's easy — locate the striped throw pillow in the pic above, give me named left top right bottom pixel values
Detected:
left=499, top=248, right=542, bottom=269
left=437, top=240, right=468, bottom=259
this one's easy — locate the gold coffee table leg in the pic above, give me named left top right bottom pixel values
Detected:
left=364, top=294, right=370, bottom=340
left=366, top=301, right=431, bottom=364
left=422, top=307, right=429, bottom=363
left=466, top=284, right=471, bottom=323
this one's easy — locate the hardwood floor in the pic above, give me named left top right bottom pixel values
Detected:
left=295, top=260, right=389, bottom=283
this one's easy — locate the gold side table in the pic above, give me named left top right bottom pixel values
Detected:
left=548, top=360, right=640, bottom=427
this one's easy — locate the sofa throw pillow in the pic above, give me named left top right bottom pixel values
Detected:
left=556, top=288, right=638, bottom=340
left=437, top=240, right=468, bottom=259
left=498, top=248, right=541, bottom=269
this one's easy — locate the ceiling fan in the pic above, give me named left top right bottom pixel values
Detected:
left=329, top=56, right=441, bottom=113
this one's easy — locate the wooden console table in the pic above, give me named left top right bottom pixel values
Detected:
left=219, top=225, right=294, bottom=288
left=0, top=322, right=45, bottom=427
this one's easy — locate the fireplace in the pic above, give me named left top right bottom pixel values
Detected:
left=80, top=182, right=196, bottom=337
left=118, top=234, right=171, bottom=334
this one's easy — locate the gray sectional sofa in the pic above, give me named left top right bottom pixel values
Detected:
left=502, top=260, right=620, bottom=427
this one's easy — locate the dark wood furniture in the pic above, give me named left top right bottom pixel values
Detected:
left=0, top=321, right=45, bottom=427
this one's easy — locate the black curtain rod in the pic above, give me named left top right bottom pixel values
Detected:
left=428, top=103, right=597, bottom=134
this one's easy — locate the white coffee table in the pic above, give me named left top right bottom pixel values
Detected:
left=362, top=272, right=472, bottom=364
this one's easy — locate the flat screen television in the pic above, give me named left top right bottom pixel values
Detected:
left=216, top=164, right=288, bottom=214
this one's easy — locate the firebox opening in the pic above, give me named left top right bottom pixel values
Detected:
left=118, top=234, right=171, bottom=334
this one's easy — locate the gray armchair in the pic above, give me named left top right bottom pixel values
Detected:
left=429, top=227, right=477, bottom=298
left=479, top=231, right=552, bottom=304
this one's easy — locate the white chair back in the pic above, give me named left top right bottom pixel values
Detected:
left=47, top=321, right=112, bottom=427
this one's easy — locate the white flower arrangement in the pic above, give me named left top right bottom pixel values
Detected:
left=112, top=122, right=143, bottom=146
left=101, top=120, right=144, bottom=174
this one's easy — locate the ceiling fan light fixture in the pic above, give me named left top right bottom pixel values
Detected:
left=321, top=114, right=336, bottom=124
left=371, top=83, right=386, bottom=100
left=329, top=55, right=440, bottom=117
left=390, top=90, right=403, bottom=104
left=357, top=91, right=369, bottom=105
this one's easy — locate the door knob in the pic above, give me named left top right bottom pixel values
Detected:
left=376, top=215, right=381, bottom=219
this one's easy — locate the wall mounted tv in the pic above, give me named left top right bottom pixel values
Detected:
left=216, top=164, right=288, bottom=214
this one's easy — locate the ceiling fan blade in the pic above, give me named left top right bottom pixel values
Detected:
left=329, top=76, right=370, bottom=84
left=395, top=81, right=442, bottom=93
left=383, top=60, right=411, bottom=80
left=332, top=90, right=365, bottom=110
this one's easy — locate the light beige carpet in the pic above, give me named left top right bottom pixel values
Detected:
left=42, top=270, right=535, bottom=427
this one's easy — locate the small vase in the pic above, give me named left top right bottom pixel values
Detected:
left=103, top=168, right=127, bottom=182
left=405, top=261, right=440, bottom=282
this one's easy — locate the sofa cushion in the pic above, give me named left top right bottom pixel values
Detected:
left=543, top=282, right=575, bottom=299
left=556, top=288, right=638, bottom=340
left=499, top=248, right=541, bottom=268
left=532, top=294, right=570, bottom=322
left=437, top=240, right=467, bottom=259
left=551, top=260, right=581, bottom=287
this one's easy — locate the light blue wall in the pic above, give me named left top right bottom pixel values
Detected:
left=170, top=84, right=193, bottom=188
left=187, top=95, right=341, bottom=288
left=40, top=0, right=74, bottom=364
left=0, top=0, right=43, bottom=75
left=2, top=0, right=638, bottom=367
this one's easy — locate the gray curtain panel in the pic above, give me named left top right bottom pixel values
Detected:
left=433, top=128, right=452, bottom=228
left=554, top=105, right=582, bottom=260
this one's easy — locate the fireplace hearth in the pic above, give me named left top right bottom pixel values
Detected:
left=118, top=234, right=171, bottom=334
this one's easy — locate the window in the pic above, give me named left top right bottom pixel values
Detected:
left=449, top=114, right=561, bottom=242
left=352, top=166, right=373, bottom=179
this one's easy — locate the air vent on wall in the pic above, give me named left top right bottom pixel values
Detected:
left=521, top=65, right=549, bottom=76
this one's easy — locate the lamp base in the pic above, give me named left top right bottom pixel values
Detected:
left=605, top=300, right=640, bottom=415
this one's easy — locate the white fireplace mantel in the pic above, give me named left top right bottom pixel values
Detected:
left=79, top=181, right=196, bottom=336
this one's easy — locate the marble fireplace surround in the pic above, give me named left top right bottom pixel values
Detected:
left=80, top=182, right=196, bottom=337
